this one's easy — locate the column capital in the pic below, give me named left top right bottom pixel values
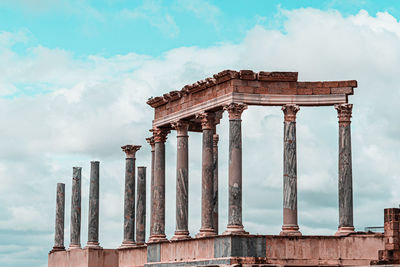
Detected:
left=151, top=128, right=170, bottom=143
left=213, top=134, right=219, bottom=146
left=224, top=103, right=247, bottom=120
left=171, top=120, right=189, bottom=136
left=282, top=104, right=300, bottom=122
left=196, top=112, right=215, bottom=130
left=335, top=103, right=353, bottom=126
left=121, top=145, right=141, bottom=159
left=146, top=136, right=155, bottom=151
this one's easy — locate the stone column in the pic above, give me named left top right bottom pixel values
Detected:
left=148, top=128, right=169, bottom=243
left=280, top=104, right=301, bottom=236
left=69, top=167, right=81, bottom=249
left=335, top=103, right=355, bottom=235
left=120, top=145, right=141, bottom=248
left=136, top=166, right=147, bottom=245
left=171, top=120, right=190, bottom=240
left=212, top=133, right=219, bottom=235
left=146, top=136, right=155, bottom=240
left=223, top=103, right=248, bottom=235
left=86, top=161, right=101, bottom=248
left=52, top=183, right=65, bottom=252
left=196, top=112, right=216, bottom=237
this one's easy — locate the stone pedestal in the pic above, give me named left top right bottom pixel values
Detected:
left=86, top=161, right=102, bottom=249
left=69, top=167, right=81, bottom=250
left=148, top=128, right=169, bottom=243
left=335, top=104, right=355, bottom=236
left=223, top=103, right=248, bottom=235
left=136, top=166, right=147, bottom=245
left=172, top=121, right=191, bottom=240
left=280, top=104, right=301, bottom=236
left=196, top=112, right=216, bottom=237
left=52, top=183, right=65, bottom=252
left=120, top=145, right=141, bottom=248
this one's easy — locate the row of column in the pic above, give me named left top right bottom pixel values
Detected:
left=146, top=102, right=355, bottom=241
left=52, top=157, right=147, bottom=251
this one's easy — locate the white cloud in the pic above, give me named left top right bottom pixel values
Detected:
left=1, top=7, right=400, bottom=266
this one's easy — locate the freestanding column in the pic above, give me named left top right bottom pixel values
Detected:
left=280, top=104, right=301, bottom=236
left=52, top=183, right=65, bottom=252
left=171, top=120, right=190, bottom=240
left=146, top=136, right=155, bottom=240
left=136, top=166, right=147, bottom=245
left=196, top=112, right=216, bottom=237
left=335, top=103, right=355, bottom=235
left=148, top=128, right=169, bottom=243
left=120, top=145, right=141, bottom=248
left=69, top=167, right=81, bottom=249
left=223, top=103, right=248, bottom=235
left=86, top=161, right=101, bottom=248
left=212, top=133, right=219, bottom=235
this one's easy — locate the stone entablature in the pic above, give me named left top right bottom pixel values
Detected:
left=147, top=70, right=357, bottom=128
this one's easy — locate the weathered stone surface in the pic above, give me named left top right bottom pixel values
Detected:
left=87, top=161, right=101, bottom=248
left=136, top=166, right=147, bottom=245
left=53, top=183, right=65, bottom=251
left=281, top=105, right=301, bottom=236
left=172, top=121, right=190, bottom=240
left=120, top=145, right=141, bottom=248
left=335, top=104, right=354, bottom=235
left=212, top=134, right=219, bottom=235
left=69, top=167, right=81, bottom=249
left=146, top=136, right=155, bottom=242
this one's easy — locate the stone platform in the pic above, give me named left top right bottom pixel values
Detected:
left=48, top=233, right=385, bottom=267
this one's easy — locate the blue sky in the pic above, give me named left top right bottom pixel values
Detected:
left=1, top=1, right=400, bottom=267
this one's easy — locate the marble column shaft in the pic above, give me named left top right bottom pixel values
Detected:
left=146, top=137, right=155, bottom=241
left=335, top=104, right=354, bottom=234
left=149, top=128, right=169, bottom=242
left=212, top=134, right=219, bottom=235
left=136, top=166, right=146, bottom=245
left=121, top=145, right=141, bottom=247
left=197, top=112, right=216, bottom=237
left=172, top=121, right=190, bottom=239
left=87, top=161, right=101, bottom=247
left=224, top=103, right=247, bottom=234
left=53, top=183, right=65, bottom=251
left=281, top=104, right=301, bottom=235
left=70, top=167, right=81, bottom=249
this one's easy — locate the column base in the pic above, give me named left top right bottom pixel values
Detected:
left=222, top=225, right=249, bottom=235
left=68, top=244, right=81, bottom=250
left=196, top=228, right=216, bottom=238
left=84, top=241, right=102, bottom=249
left=50, top=246, right=65, bottom=253
left=280, top=225, right=302, bottom=236
left=335, top=226, right=355, bottom=236
left=147, top=234, right=168, bottom=243
left=118, top=240, right=136, bottom=249
left=171, top=230, right=191, bottom=240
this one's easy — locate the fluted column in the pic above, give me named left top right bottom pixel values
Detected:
left=223, top=103, right=248, bottom=235
left=280, top=104, right=301, bottom=236
left=69, top=167, right=81, bottom=249
left=120, top=145, right=141, bottom=248
left=196, top=112, right=216, bottom=237
left=146, top=136, right=155, bottom=240
left=136, top=166, right=147, bottom=245
left=86, top=161, right=101, bottom=248
left=148, top=128, right=169, bottom=243
left=171, top=120, right=190, bottom=240
left=52, top=183, right=65, bottom=252
left=212, top=133, right=219, bottom=235
left=335, top=103, right=355, bottom=235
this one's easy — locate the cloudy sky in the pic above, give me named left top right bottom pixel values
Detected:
left=1, top=0, right=400, bottom=266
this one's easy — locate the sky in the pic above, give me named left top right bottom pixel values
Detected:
left=1, top=0, right=400, bottom=266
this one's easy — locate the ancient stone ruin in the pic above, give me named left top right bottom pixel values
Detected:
left=48, top=70, right=397, bottom=267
